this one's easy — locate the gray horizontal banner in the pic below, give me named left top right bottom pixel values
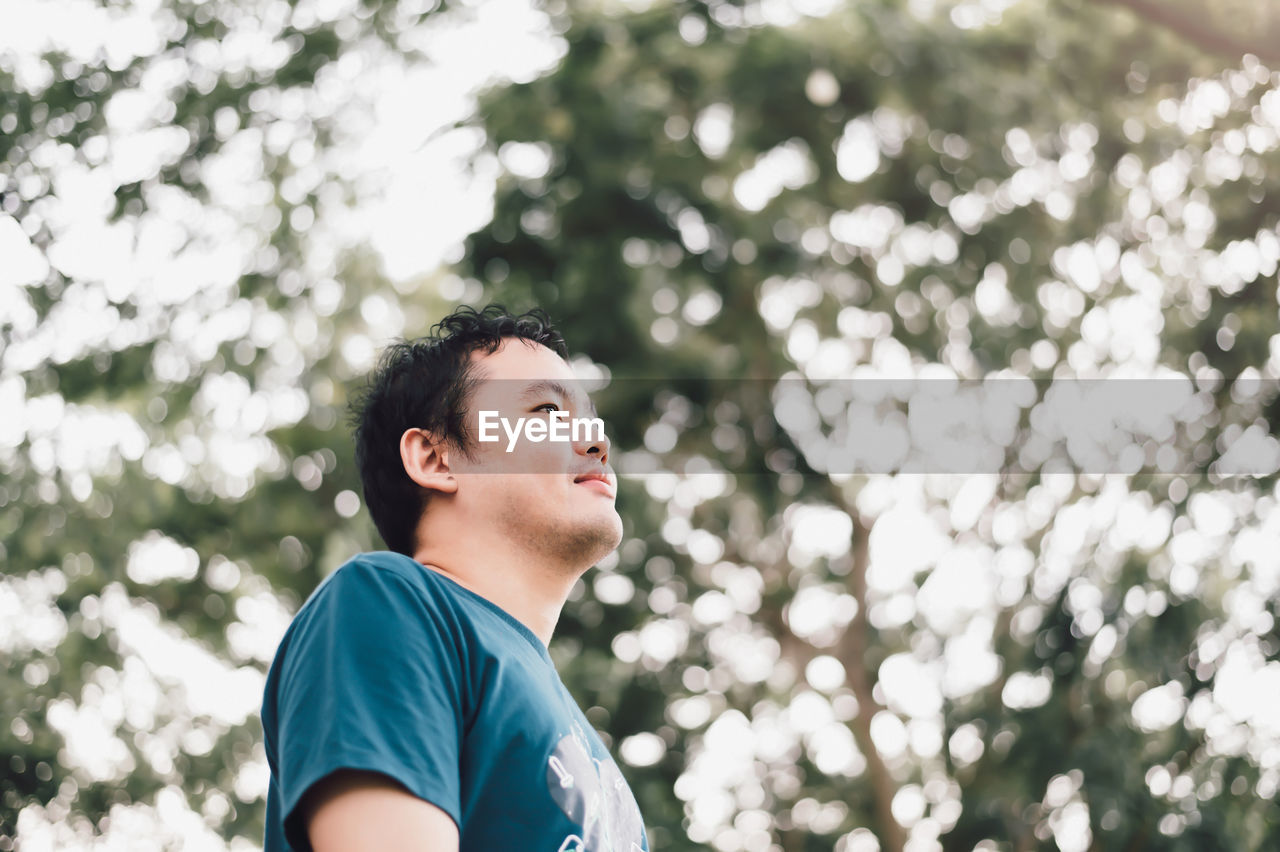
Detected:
left=449, top=377, right=1279, bottom=475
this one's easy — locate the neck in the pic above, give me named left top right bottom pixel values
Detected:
left=411, top=534, right=585, bottom=648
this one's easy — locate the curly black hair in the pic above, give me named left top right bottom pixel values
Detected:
left=349, top=304, right=568, bottom=556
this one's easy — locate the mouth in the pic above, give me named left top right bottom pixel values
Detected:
left=573, top=472, right=615, bottom=497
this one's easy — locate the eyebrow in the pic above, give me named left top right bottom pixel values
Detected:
left=518, top=380, right=599, bottom=419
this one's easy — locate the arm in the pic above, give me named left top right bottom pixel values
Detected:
left=304, top=769, right=460, bottom=852
left=268, top=561, right=468, bottom=851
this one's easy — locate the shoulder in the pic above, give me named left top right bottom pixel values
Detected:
left=277, top=552, right=476, bottom=664
left=317, top=550, right=434, bottom=592
left=302, top=552, right=453, bottom=617
left=267, top=553, right=477, bottom=698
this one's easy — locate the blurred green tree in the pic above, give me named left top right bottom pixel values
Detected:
left=2, top=0, right=1278, bottom=850
left=466, top=1, right=1280, bottom=849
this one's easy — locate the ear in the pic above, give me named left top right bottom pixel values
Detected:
left=400, top=428, right=459, bottom=495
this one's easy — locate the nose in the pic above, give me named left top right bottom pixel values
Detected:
left=576, top=426, right=610, bottom=466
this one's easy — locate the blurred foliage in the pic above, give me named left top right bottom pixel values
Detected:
left=2, top=0, right=1280, bottom=850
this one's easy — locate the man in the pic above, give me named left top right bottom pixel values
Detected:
left=260, top=305, right=648, bottom=852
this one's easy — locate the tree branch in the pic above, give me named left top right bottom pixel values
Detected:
left=835, top=512, right=907, bottom=852
left=1088, top=0, right=1280, bottom=63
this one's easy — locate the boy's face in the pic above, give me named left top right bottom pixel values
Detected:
left=446, top=337, right=622, bottom=570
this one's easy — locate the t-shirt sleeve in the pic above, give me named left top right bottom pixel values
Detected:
left=271, top=561, right=466, bottom=850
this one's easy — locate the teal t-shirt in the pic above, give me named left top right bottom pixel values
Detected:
left=261, top=551, right=648, bottom=852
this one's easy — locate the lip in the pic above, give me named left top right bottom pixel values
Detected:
left=573, top=472, right=615, bottom=497
left=576, top=479, right=615, bottom=497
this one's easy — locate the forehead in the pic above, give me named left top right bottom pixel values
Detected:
left=468, top=338, right=597, bottom=415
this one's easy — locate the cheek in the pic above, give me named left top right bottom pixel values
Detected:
left=527, top=441, right=577, bottom=475
left=499, top=438, right=565, bottom=473
left=513, top=473, right=567, bottom=503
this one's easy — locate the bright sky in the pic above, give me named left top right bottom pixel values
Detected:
left=4, top=0, right=1280, bottom=849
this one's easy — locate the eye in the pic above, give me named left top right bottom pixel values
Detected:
left=533, top=403, right=560, bottom=413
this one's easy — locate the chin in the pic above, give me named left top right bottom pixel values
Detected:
left=573, top=510, right=624, bottom=566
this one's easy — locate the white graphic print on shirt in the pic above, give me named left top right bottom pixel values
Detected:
left=545, top=725, right=646, bottom=852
